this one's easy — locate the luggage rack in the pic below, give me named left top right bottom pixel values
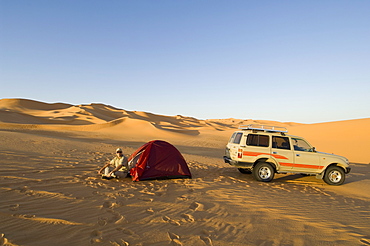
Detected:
left=239, top=124, right=288, bottom=133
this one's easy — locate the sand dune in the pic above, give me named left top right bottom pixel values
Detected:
left=289, top=118, right=370, bottom=164
left=0, top=98, right=369, bottom=246
left=1, top=98, right=367, bottom=163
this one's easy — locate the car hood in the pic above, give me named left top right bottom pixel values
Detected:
left=317, top=151, right=348, bottom=161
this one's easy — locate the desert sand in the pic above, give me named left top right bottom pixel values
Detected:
left=0, top=98, right=369, bottom=246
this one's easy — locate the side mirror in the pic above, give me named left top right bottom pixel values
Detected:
left=312, top=147, right=316, bottom=152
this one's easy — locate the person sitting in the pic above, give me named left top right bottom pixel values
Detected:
left=98, top=148, right=129, bottom=180
left=293, top=139, right=306, bottom=151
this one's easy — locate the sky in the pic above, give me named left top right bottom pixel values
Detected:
left=1, top=0, right=369, bottom=123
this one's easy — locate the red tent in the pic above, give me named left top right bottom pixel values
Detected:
left=128, top=140, right=192, bottom=181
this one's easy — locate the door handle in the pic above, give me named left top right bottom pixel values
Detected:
left=273, top=152, right=277, bottom=154
left=296, top=154, right=300, bottom=157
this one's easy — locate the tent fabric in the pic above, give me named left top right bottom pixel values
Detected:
left=128, top=140, right=192, bottom=181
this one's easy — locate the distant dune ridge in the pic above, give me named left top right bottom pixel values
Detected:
left=1, top=98, right=370, bottom=246
left=0, top=98, right=298, bottom=128
left=0, top=98, right=369, bottom=163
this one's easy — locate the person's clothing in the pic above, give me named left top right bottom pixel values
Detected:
left=110, top=155, right=129, bottom=172
left=103, top=167, right=127, bottom=178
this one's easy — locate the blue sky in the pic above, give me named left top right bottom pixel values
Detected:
left=1, top=1, right=369, bottom=123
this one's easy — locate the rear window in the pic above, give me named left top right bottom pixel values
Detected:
left=232, top=132, right=243, bottom=144
left=247, top=134, right=269, bottom=147
left=229, top=132, right=236, bottom=143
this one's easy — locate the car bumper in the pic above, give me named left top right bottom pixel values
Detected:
left=223, top=156, right=253, bottom=168
left=223, top=156, right=232, bottom=164
left=345, top=167, right=351, bottom=174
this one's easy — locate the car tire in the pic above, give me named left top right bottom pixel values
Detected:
left=323, top=166, right=345, bottom=185
left=253, top=162, right=275, bottom=182
left=238, top=168, right=252, bottom=174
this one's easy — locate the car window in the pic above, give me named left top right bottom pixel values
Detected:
left=233, top=132, right=243, bottom=144
left=272, top=136, right=291, bottom=150
left=292, top=138, right=312, bottom=152
left=246, top=134, right=269, bottom=147
left=229, top=132, right=236, bottom=143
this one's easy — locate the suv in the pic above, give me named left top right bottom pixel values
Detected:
left=223, top=124, right=351, bottom=185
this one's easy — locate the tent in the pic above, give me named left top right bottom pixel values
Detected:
left=128, top=140, right=192, bottom=181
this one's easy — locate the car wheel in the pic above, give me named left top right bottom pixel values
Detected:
left=323, top=166, right=345, bottom=185
left=253, top=162, right=275, bottom=182
left=238, top=168, right=252, bottom=174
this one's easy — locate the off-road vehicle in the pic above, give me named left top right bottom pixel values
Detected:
left=223, top=124, right=351, bottom=185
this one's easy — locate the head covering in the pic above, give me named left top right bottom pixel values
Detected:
left=116, top=148, right=122, bottom=153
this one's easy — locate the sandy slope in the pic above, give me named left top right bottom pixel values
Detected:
left=0, top=98, right=368, bottom=163
left=0, top=98, right=369, bottom=246
left=288, top=118, right=370, bottom=164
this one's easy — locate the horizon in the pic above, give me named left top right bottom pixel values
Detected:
left=1, top=1, right=369, bottom=124
left=1, top=97, right=368, bottom=124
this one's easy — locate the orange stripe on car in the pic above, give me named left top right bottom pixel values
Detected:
left=242, top=151, right=289, bottom=160
left=280, top=162, right=294, bottom=167
left=280, top=162, right=324, bottom=169
left=242, top=151, right=261, bottom=157
left=271, top=154, right=289, bottom=160
left=242, top=151, right=324, bottom=169
left=294, top=163, right=324, bottom=169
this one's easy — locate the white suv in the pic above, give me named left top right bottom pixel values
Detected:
left=223, top=124, right=351, bottom=185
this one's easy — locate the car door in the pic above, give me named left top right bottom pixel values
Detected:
left=242, top=133, right=270, bottom=162
left=271, top=136, right=294, bottom=171
left=291, top=138, right=322, bottom=173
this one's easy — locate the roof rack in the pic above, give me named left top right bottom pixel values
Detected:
left=238, top=124, right=288, bottom=133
